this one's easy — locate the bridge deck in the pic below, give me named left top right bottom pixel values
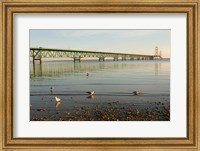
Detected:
left=30, top=47, right=161, bottom=64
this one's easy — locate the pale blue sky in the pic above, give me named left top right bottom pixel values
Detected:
left=30, top=29, right=170, bottom=58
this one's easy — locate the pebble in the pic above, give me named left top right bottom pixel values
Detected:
left=32, top=101, right=170, bottom=121
left=37, top=109, right=46, bottom=112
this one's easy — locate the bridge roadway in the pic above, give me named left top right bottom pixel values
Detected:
left=30, top=47, right=161, bottom=64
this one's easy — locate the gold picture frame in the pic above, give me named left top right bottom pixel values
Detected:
left=0, top=0, right=199, bottom=150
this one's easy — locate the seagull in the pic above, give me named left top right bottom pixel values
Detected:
left=55, top=96, right=61, bottom=102
left=86, top=91, right=94, bottom=96
left=55, top=101, right=61, bottom=110
left=133, top=90, right=141, bottom=96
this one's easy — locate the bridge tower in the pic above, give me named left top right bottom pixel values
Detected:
left=155, top=46, right=158, bottom=56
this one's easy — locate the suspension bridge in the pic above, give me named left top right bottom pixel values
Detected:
left=30, top=47, right=162, bottom=64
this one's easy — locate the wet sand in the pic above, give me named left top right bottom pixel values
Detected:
left=30, top=95, right=170, bottom=121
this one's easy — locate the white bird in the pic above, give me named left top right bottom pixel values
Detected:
left=86, top=91, right=94, bottom=96
left=55, top=96, right=61, bottom=102
left=55, top=101, right=61, bottom=110
left=133, top=90, right=140, bottom=96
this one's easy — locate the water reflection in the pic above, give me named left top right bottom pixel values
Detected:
left=154, top=62, right=162, bottom=76
left=30, top=60, right=168, bottom=78
left=87, top=95, right=95, bottom=99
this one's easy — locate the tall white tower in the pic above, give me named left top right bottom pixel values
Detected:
left=155, top=46, right=158, bottom=56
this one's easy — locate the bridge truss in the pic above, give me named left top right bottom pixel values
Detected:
left=30, top=47, right=161, bottom=64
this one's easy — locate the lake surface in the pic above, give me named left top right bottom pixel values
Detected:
left=30, top=60, right=170, bottom=121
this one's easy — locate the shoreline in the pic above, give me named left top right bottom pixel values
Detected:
left=30, top=96, right=170, bottom=121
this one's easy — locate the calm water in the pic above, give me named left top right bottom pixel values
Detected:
left=30, top=60, right=170, bottom=120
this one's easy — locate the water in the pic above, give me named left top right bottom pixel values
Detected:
left=30, top=60, right=170, bottom=121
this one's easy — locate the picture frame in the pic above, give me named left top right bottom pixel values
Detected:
left=0, top=0, right=199, bottom=150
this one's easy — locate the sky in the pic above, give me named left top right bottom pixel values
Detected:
left=30, top=29, right=170, bottom=58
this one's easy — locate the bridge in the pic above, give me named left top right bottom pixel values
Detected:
left=30, top=47, right=162, bottom=64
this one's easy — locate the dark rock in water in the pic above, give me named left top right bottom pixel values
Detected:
left=108, top=103, right=112, bottom=106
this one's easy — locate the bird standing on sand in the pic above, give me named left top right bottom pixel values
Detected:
left=86, top=91, right=94, bottom=96
left=55, top=97, right=61, bottom=114
left=55, top=101, right=61, bottom=110
left=133, top=90, right=140, bottom=96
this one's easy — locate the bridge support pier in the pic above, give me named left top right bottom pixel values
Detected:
left=131, top=58, right=137, bottom=60
left=33, top=58, right=42, bottom=64
left=74, top=58, right=81, bottom=62
left=99, top=57, right=105, bottom=62
left=114, top=57, right=118, bottom=61
left=149, top=56, right=154, bottom=60
left=122, top=57, right=126, bottom=61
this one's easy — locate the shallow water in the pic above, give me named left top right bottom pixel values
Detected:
left=30, top=59, right=170, bottom=121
